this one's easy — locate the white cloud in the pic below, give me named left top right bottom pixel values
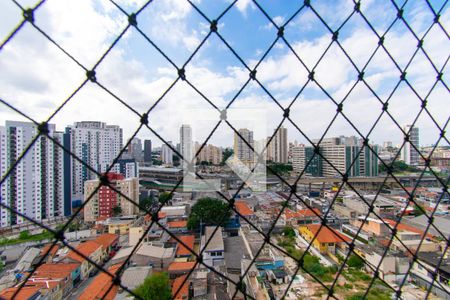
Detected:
left=0, top=0, right=448, bottom=149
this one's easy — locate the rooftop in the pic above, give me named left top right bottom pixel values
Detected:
left=120, top=266, right=152, bottom=290
left=175, top=235, right=195, bottom=257
left=202, top=226, right=224, bottom=252
left=0, top=286, right=41, bottom=299
left=167, top=221, right=188, bottom=229
left=65, top=241, right=102, bottom=263
left=304, top=224, right=351, bottom=244
left=93, top=233, right=118, bottom=249
left=168, top=261, right=196, bottom=272
left=79, top=264, right=122, bottom=300
left=172, top=275, right=189, bottom=300
left=235, top=201, right=254, bottom=217
left=112, top=244, right=174, bottom=261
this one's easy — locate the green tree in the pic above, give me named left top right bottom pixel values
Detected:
left=140, top=196, right=155, bottom=212
left=267, top=163, right=293, bottom=175
left=414, top=204, right=425, bottom=216
left=282, top=226, right=296, bottom=238
left=187, top=197, right=231, bottom=230
left=133, top=272, right=171, bottom=300
left=19, top=230, right=30, bottom=240
left=347, top=254, right=364, bottom=269
left=379, top=160, right=420, bottom=173
left=159, top=192, right=172, bottom=204
left=112, top=206, right=122, bottom=216
left=220, top=148, right=234, bottom=165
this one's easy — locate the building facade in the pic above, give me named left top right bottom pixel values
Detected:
left=0, top=121, right=69, bottom=227
left=83, top=173, right=139, bottom=222
left=180, top=125, right=193, bottom=164
left=401, top=125, right=420, bottom=166
left=65, top=121, right=123, bottom=204
left=143, top=139, right=152, bottom=163
left=161, top=142, right=174, bottom=165
left=234, top=128, right=254, bottom=165
left=270, top=126, right=288, bottom=163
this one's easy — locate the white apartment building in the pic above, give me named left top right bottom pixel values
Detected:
left=0, top=121, right=67, bottom=227
left=161, top=142, right=174, bottom=165
left=180, top=125, right=193, bottom=164
left=234, top=128, right=254, bottom=165
left=400, top=125, right=420, bottom=166
left=269, top=126, right=288, bottom=163
left=66, top=121, right=123, bottom=203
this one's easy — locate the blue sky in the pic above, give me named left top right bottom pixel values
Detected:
left=0, top=0, right=449, bottom=148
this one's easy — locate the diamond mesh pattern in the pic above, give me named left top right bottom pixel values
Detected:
left=0, top=0, right=449, bottom=299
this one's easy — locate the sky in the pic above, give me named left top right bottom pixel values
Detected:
left=0, top=0, right=449, bottom=149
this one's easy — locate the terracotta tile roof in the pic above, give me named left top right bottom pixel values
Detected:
left=167, top=221, right=188, bottom=229
left=176, top=235, right=195, bottom=256
left=384, top=219, right=434, bottom=239
left=40, top=243, right=59, bottom=257
left=235, top=201, right=254, bottom=216
left=0, top=286, right=41, bottom=299
left=78, top=264, right=121, bottom=300
left=168, top=261, right=196, bottom=272
left=172, top=275, right=189, bottom=300
left=33, top=263, right=79, bottom=278
left=305, top=224, right=351, bottom=244
left=94, top=234, right=118, bottom=250
left=284, top=208, right=320, bottom=219
left=66, top=241, right=102, bottom=263
left=145, top=212, right=167, bottom=222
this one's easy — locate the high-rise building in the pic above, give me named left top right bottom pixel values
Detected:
left=401, top=125, right=419, bottom=166
left=318, top=137, right=378, bottom=177
left=161, top=142, right=174, bottom=165
left=143, top=140, right=152, bottom=163
left=234, top=128, right=254, bottom=165
left=271, top=126, right=288, bottom=163
left=291, top=145, right=323, bottom=176
left=0, top=121, right=69, bottom=227
left=83, top=173, right=139, bottom=222
left=65, top=121, right=123, bottom=204
left=128, top=138, right=143, bottom=162
left=180, top=125, right=193, bottom=164
left=195, top=143, right=223, bottom=165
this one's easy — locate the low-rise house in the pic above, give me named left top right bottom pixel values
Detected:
left=78, top=264, right=122, bottom=300
left=391, top=231, right=439, bottom=253
left=167, top=220, right=188, bottom=233
left=63, top=241, right=104, bottom=279
left=110, top=243, right=174, bottom=269
left=93, top=233, right=119, bottom=258
left=118, top=266, right=152, bottom=292
left=299, top=224, right=351, bottom=255
left=0, top=286, right=41, bottom=299
left=175, top=235, right=195, bottom=259
left=235, top=201, right=256, bottom=221
left=172, top=275, right=189, bottom=300
left=411, top=252, right=450, bottom=299
left=31, top=263, right=81, bottom=296
left=201, top=226, right=224, bottom=267
left=168, top=262, right=196, bottom=278
left=358, top=245, right=409, bottom=283
left=282, top=208, right=321, bottom=226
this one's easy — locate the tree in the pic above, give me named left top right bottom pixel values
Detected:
left=133, top=272, right=171, bottom=300
left=414, top=204, right=425, bottom=216
left=187, top=197, right=231, bottom=230
left=379, top=160, right=420, bottom=173
left=19, top=230, right=30, bottom=240
left=159, top=192, right=172, bottom=204
left=282, top=226, right=296, bottom=238
left=140, top=196, right=156, bottom=212
left=112, top=206, right=122, bottom=217
left=267, top=163, right=293, bottom=175
left=221, top=148, right=234, bottom=165
left=347, top=254, right=364, bottom=269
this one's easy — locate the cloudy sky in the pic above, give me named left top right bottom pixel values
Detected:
left=0, top=0, right=449, bottom=149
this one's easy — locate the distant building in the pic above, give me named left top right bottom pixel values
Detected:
left=0, top=121, right=70, bottom=228
left=161, top=142, right=174, bottom=165
left=143, top=139, right=152, bottom=163
left=401, top=125, right=420, bottom=166
left=291, top=145, right=323, bottom=176
left=180, top=124, right=193, bottom=164
left=269, top=126, right=288, bottom=163
left=234, top=128, right=254, bottom=165
left=128, top=137, right=143, bottom=161
left=194, top=143, right=223, bottom=165
left=316, top=136, right=378, bottom=177
left=65, top=121, right=123, bottom=204
left=83, top=173, right=139, bottom=222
